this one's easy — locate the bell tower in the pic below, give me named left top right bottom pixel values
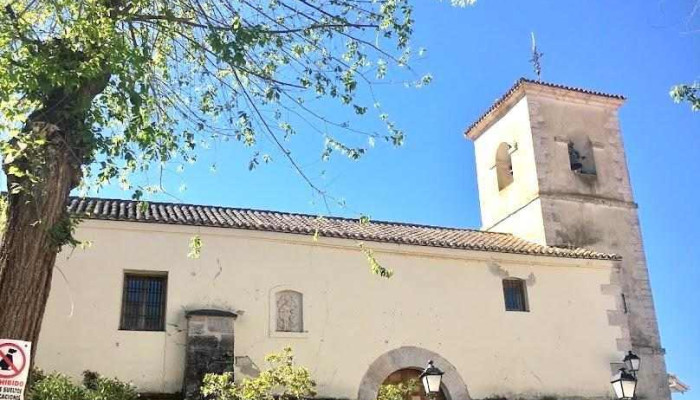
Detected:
left=466, top=78, right=671, bottom=400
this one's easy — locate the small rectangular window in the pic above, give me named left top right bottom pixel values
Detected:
left=502, top=279, right=528, bottom=312
left=120, top=273, right=167, bottom=331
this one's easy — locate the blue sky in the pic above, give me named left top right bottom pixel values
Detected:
left=90, top=0, right=699, bottom=397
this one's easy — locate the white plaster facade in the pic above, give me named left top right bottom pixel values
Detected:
left=468, top=80, right=671, bottom=400
left=38, top=220, right=623, bottom=399
left=33, top=79, right=667, bottom=400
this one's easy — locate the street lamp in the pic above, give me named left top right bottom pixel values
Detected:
left=610, top=368, right=637, bottom=400
left=420, top=360, right=444, bottom=397
left=611, top=350, right=641, bottom=399
left=623, top=351, right=641, bottom=376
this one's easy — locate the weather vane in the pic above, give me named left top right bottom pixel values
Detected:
left=530, top=32, right=544, bottom=81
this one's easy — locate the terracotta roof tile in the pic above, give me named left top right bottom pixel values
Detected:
left=68, top=196, right=620, bottom=261
left=464, top=78, right=626, bottom=139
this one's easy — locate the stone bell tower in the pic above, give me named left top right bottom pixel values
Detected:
left=466, top=78, right=671, bottom=400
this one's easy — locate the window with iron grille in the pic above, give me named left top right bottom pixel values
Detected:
left=502, top=278, right=528, bottom=312
left=120, top=273, right=167, bottom=331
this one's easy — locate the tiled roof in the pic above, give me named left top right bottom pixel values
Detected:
left=464, top=78, right=626, bottom=139
left=68, top=196, right=620, bottom=261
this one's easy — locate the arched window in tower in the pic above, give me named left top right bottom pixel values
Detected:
left=495, top=142, right=514, bottom=191
left=568, top=137, right=596, bottom=175
left=275, top=290, right=304, bottom=332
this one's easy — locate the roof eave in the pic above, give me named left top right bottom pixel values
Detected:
left=77, top=214, right=621, bottom=262
left=464, top=84, right=527, bottom=141
left=464, top=78, right=627, bottom=141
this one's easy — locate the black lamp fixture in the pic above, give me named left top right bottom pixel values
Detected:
left=610, top=368, right=637, bottom=400
left=611, top=351, right=641, bottom=399
left=420, top=360, right=444, bottom=397
left=623, top=351, right=641, bottom=376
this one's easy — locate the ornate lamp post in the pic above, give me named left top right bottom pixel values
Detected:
left=420, top=360, right=444, bottom=398
left=611, top=351, right=640, bottom=400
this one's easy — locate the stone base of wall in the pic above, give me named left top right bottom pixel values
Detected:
left=140, top=393, right=614, bottom=400
left=139, top=394, right=352, bottom=400
left=472, top=396, right=613, bottom=400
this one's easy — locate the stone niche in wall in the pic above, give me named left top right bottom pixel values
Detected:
left=184, top=309, right=238, bottom=399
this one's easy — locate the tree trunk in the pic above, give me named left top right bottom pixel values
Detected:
left=0, top=69, right=109, bottom=360
left=0, top=121, right=82, bottom=359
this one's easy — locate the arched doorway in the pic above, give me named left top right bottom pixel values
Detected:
left=382, top=368, right=446, bottom=400
left=357, top=346, right=470, bottom=400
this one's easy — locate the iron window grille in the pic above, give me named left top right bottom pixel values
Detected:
left=502, top=278, right=528, bottom=312
left=120, top=273, right=167, bottom=331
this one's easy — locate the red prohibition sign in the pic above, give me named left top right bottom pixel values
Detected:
left=0, top=343, right=27, bottom=379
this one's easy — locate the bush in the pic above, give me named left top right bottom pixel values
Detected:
left=27, top=370, right=138, bottom=400
left=29, top=374, right=86, bottom=400
left=84, top=372, right=138, bottom=400
left=376, top=379, right=418, bottom=400
left=27, top=368, right=47, bottom=389
left=82, top=370, right=100, bottom=390
left=202, top=347, right=316, bottom=400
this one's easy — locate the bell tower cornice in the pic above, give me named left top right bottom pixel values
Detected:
left=465, top=78, right=626, bottom=141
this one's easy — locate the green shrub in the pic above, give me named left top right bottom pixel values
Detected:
left=27, top=367, right=47, bottom=389
left=27, top=370, right=138, bottom=400
left=376, top=379, right=418, bottom=400
left=29, top=373, right=86, bottom=400
left=82, top=370, right=100, bottom=390
left=85, top=375, right=138, bottom=400
left=202, top=347, right=316, bottom=400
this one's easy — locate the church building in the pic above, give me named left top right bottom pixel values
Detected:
left=36, top=79, right=672, bottom=400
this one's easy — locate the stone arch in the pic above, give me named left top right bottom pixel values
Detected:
left=357, top=346, right=471, bottom=400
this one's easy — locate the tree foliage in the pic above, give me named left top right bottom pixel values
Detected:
left=202, top=347, right=316, bottom=400
left=0, top=0, right=475, bottom=360
left=0, top=0, right=436, bottom=204
left=0, top=0, right=478, bottom=285
left=670, top=82, right=700, bottom=111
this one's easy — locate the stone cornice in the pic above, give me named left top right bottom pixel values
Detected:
left=465, top=78, right=626, bottom=140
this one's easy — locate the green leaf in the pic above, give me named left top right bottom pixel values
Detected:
left=188, top=235, right=203, bottom=259
left=670, top=82, right=700, bottom=112
left=358, top=242, right=393, bottom=279
left=7, top=165, right=26, bottom=177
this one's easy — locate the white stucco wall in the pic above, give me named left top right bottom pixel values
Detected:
left=37, top=220, right=623, bottom=399
left=468, top=83, right=670, bottom=400
left=472, top=96, right=545, bottom=242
